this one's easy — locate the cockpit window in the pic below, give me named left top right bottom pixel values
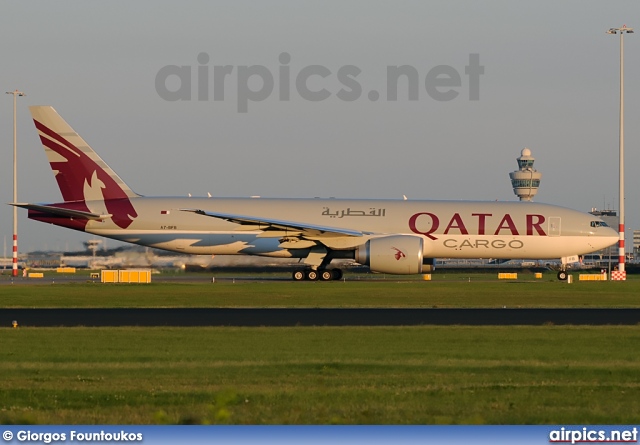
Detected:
left=590, top=221, right=609, bottom=228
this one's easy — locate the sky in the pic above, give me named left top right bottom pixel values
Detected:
left=0, top=0, right=639, bottom=253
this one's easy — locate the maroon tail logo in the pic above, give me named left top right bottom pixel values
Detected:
left=392, top=247, right=406, bottom=261
left=34, top=120, right=138, bottom=229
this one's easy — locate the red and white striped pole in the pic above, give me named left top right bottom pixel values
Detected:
left=618, top=28, right=626, bottom=279
left=6, top=90, right=26, bottom=277
left=12, top=234, right=17, bottom=277
left=607, top=26, right=633, bottom=281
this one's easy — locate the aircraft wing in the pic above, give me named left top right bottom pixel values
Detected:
left=10, top=203, right=111, bottom=220
left=180, top=208, right=367, bottom=238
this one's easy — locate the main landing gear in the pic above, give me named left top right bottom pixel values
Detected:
left=292, top=268, right=343, bottom=281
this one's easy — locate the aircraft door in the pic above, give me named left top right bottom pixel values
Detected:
left=549, top=217, right=561, bottom=236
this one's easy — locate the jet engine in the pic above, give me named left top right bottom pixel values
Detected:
left=355, top=235, right=424, bottom=274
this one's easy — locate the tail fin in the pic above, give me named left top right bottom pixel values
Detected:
left=29, top=106, right=139, bottom=202
left=29, top=106, right=139, bottom=229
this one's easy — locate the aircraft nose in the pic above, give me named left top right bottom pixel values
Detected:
left=598, top=226, right=619, bottom=249
left=605, top=226, right=619, bottom=240
left=584, top=225, right=618, bottom=252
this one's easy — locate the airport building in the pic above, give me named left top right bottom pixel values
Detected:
left=509, top=148, right=542, bottom=201
left=585, top=209, right=635, bottom=267
left=506, top=148, right=637, bottom=269
left=585, top=209, right=617, bottom=267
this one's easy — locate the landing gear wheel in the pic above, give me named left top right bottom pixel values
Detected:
left=557, top=271, right=568, bottom=281
left=293, top=268, right=342, bottom=281
left=292, top=270, right=305, bottom=281
left=320, top=270, right=333, bottom=281
left=306, top=270, right=319, bottom=281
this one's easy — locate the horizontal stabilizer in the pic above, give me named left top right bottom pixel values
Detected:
left=180, top=208, right=366, bottom=238
left=11, top=203, right=111, bottom=220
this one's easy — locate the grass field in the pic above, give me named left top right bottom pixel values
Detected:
left=3, top=326, right=640, bottom=424
left=2, top=273, right=640, bottom=424
left=1, top=272, right=640, bottom=308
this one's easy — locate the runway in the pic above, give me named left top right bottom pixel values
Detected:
left=4, top=308, right=640, bottom=327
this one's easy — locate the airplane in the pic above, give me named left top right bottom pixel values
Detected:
left=12, top=106, right=618, bottom=281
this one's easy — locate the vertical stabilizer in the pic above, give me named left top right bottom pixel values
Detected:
left=29, top=106, right=139, bottom=202
left=29, top=106, right=139, bottom=228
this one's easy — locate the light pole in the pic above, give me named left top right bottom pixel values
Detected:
left=606, top=26, right=633, bottom=280
left=6, top=90, right=25, bottom=277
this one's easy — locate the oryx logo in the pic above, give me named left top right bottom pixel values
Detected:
left=392, top=247, right=406, bottom=261
left=34, top=120, right=138, bottom=229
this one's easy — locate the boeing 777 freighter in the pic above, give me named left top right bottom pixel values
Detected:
left=12, top=106, right=617, bottom=280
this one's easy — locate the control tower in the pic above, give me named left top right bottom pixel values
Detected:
left=509, top=148, right=542, bottom=201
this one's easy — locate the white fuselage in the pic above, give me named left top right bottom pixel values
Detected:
left=75, top=197, right=617, bottom=260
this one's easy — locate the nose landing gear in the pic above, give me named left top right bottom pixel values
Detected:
left=557, top=271, right=568, bottom=281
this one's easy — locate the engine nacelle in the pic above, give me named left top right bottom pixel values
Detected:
left=355, top=235, right=423, bottom=274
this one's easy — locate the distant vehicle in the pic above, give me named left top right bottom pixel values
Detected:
left=12, top=106, right=618, bottom=281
